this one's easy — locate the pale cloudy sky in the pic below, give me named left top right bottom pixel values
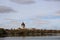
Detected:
left=0, top=0, right=60, bottom=30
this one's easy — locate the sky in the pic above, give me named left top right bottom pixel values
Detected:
left=0, top=0, right=60, bottom=30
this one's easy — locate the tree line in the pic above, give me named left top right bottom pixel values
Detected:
left=0, top=28, right=60, bottom=37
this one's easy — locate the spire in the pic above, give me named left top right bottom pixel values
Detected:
left=21, top=22, right=25, bottom=29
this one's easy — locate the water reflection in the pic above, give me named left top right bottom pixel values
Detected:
left=0, top=37, right=5, bottom=40
left=21, top=37, right=26, bottom=40
left=0, top=36, right=60, bottom=40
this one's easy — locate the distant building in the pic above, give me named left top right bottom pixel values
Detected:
left=21, top=22, right=25, bottom=29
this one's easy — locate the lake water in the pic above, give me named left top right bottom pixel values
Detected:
left=0, top=36, right=60, bottom=40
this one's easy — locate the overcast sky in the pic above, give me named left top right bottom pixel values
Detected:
left=0, top=0, right=60, bottom=30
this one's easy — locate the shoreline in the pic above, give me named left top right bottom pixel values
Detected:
left=0, top=28, right=60, bottom=37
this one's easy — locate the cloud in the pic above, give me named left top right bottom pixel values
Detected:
left=30, top=17, right=60, bottom=29
left=5, top=18, right=15, bottom=20
left=10, top=21, right=20, bottom=24
left=45, top=0, right=60, bottom=1
left=31, top=10, right=60, bottom=19
left=10, top=0, right=35, bottom=4
left=4, top=18, right=21, bottom=24
left=0, top=19, right=21, bottom=29
left=34, top=20, right=49, bottom=25
left=0, top=6, right=15, bottom=13
left=55, top=11, right=60, bottom=16
left=30, top=17, right=49, bottom=24
left=51, top=10, right=60, bottom=17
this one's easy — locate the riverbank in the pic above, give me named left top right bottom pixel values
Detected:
left=0, top=28, right=60, bottom=37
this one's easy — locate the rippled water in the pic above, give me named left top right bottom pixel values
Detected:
left=0, top=36, right=60, bottom=40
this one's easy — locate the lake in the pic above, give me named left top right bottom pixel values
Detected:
left=0, top=36, right=60, bottom=40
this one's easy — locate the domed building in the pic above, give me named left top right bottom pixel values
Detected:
left=21, top=22, right=25, bottom=29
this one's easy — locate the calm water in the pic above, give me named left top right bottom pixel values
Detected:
left=0, top=36, right=60, bottom=40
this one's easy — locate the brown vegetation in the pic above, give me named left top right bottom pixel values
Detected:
left=0, top=28, right=60, bottom=37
